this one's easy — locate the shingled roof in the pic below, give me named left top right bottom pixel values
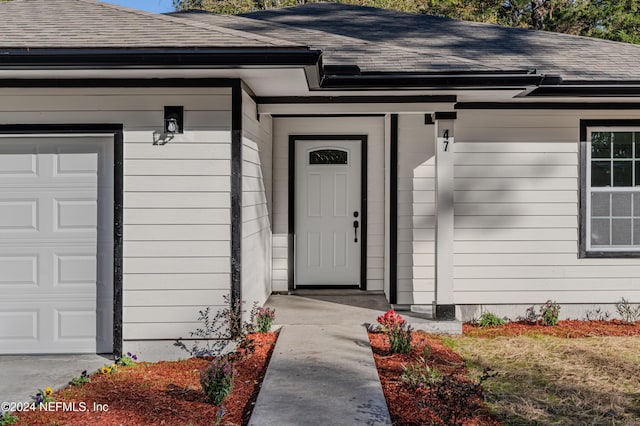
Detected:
left=0, top=0, right=299, bottom=48
left=173, top=2, right=640, bottom=81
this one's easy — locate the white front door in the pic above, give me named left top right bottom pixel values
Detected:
left=0, top=136, right=113, bottom=354
left=295, top=140, right=362, bottom=286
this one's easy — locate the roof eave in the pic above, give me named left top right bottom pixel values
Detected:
left=528, top=83, right=640, bottom=97
left=318, top=73, right=562, bottom=90
left=0, top=47, right=322, bottom=68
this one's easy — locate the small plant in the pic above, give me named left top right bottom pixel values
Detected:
left=254, top=306, right=276, bottom=333
left=69, top=370, right=91, bottom=386
left=116, top=352, right=138, bottom=367
left=523, top=305, right=538, bottom=323
left=478, top=312, right=506, bottom=328
left=32, top=387, right=55, bottom=405
left=583, top=308, right=611, bottom=321
left=400, top=356, right=442, bottom=389
left=540, top=300, right=561, bottom=326
left=175, top=294, right=256, bottom=358
left=214, top=405, right=226, bottom=426
left=615, top=298, right=640, bottom=324
left=0, top=411, right=18, bottom=426
left=100, top=363, right=117, bottom=375
left=377, top=309, right=413, bottom=354
left=200, top=356, right=235, bottom=405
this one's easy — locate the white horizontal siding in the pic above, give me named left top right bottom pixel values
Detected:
left=242, top=92, right=273, bottom=309
left=453, top=109, right=640, bottom=305
left=0, top=87, right=234, bottom=344
left=396, top=114, right=435, bottom=304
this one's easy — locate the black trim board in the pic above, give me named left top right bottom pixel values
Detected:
left=0, top=78, right=247, bottom=88
left=288, top=135, right=368, bottom=290
left=230, top=82, right=243, bottom=331
left=0, top=124, right=124, bottom=357
left=579, top=119, right=640, bottom=259
left=272, top=114, right=386, bottom=118
left=0, top=47, right=321, bottom=67
left=258, top=95, right=456, bottom=104
left=389, top=115, right=398, bottom=305
left=529, top=86, right=640, bottom=97
left=434, top=111, right=457, bottom=120
left=457, top=102, right=640, bottom=110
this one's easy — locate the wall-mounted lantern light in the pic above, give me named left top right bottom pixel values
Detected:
left=164, top=105, right=184, bottom=135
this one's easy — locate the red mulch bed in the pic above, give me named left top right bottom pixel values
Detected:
left=464, top=319, right=640, bottom=338
left=369, top=331, right=500, bottom=426
left=15, top=332, right=277, bottom=426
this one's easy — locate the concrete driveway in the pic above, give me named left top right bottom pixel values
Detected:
left=0, top=354, right=111, bottom=410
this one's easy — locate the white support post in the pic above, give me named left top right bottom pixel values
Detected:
left=434, top=118, right=456, bottom=320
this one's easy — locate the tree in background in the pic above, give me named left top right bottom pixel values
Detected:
left=172, top=0, right=640, bottom=44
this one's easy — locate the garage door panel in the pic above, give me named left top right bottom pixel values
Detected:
left=0, top=144, right=38, bottom=176
left=0, top=199, right=38, bottom=230
left=54, top=152, right=98, bottom=176
left=0, top=255, right=38, bottom=286
left=55, top=199, right=98, bottom=231
left=0, top=310, right=38, bottom=341
left=0, top=136, right=112, bottom=354
left=56, top=310, right=96, bottom=339
left=55, top=254, right=97, bottom=286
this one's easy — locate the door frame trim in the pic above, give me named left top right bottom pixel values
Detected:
left=0, top=124, right=123, bottom=356
left=288, top=134, right=368, bottom=291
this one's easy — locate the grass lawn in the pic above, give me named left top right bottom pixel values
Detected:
left=444, top=334, right=640, bottom=425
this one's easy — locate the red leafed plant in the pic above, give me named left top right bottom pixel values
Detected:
left=377, top=309, right=413, bottom=354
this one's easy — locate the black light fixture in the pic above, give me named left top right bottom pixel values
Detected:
left=164, top=106, right=184, bottom=135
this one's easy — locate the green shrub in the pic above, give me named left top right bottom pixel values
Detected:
left=615, top=298, right=640, bottom=324
left=400, top=357, right=442, bottom=389
left=69, top=370, right=91, bottom=386
left=377, top=310, right=413, bottom=354
left=0, top=412, right=18, bottom=426
left=254, top=306, right=275, bottom=333
left=200, top=356, right=235, bottom=405
left=540, top=300, right=560, bottom=326
left=478, top=312, right=506, bottom=328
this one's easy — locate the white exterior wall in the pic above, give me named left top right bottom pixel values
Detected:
left=454, top=109, right=640, bottom=320
left=272, top=117, right=386, bottom=291
left=241, top=92, right=273, bottom=309
left=0, top=87, right=234, bottom=359
left=397, top=114, right=436, bottom=304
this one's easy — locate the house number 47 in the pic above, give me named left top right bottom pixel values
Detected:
left=442, top=129, right=450, bottom=152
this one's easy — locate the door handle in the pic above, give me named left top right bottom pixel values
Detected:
left=353, top=220, right=359, bottom=243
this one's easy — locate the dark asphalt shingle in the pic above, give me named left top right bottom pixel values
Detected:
left=0, top=0, right=300, bottom=48
left=175, top=2, right=640, bottom=80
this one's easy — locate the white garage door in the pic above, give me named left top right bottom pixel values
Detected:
left=0, top=136, right=113, bottom=354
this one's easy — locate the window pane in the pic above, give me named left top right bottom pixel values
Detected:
left=635, top=193, right=640, bottom=217
left=613, top=162, right=633, bottom=186
left=309, top=149, right=348, bottom=165
left=592, top=192, right=610, bottom=216
left=591, top=218, right=610, bottom=246
left=612, top=193, right=632, bottom=216
left=612, top=132, right=633, bottom=158
left=591, top=161, right=611, bottom=187
left=636, top=133, right=640, bottom=157
left=637, top=161, right=640, bottom=186
left=612, top=219, right=632, bottom=245
left=634, top=219, right=640, bottom=245
left=591, top=132, right=611, bottom=158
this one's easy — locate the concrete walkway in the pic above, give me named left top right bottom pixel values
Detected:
left=249, top=292, right=461, bottom=426
left=0, top=354, right=111, bottom=409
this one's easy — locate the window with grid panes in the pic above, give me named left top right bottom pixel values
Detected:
left=587, top=130, right=640, bottom=251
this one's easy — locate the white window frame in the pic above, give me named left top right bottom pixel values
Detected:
left=586, top=127, right=640, bottom=252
